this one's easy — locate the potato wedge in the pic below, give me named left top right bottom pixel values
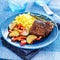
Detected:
left=9, top=30, right=20, bottom=37
left=26, top=35, right=37, bottom=44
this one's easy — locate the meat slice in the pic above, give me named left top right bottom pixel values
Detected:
left=30, top=20, right=54, bottom=37
left=30, top=20, right=46, bottom=37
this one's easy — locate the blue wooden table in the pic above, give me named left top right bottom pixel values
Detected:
left=0, top=0, right=60, bottom=60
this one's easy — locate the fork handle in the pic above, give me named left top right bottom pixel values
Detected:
left=42, top=3, right=53, bottom=15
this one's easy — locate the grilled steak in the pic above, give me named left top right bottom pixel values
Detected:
left=30, top=20, right=54, bottom=37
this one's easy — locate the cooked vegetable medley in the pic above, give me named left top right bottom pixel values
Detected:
left=8, top=13, right=54, bottom=46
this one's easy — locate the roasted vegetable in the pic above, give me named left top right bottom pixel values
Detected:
left=9, top=22, right=17, bottom=29
left=9, top=30, right=20, bottom=37
left=21, top=29, right=29, bottom=36
left=26, top=35, right=37, bottom=44
left=20, top=40, right=26, bottom=46
left=11, top=36, right=26, bottom=41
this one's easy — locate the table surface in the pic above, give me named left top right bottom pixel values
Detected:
left=0, top=0, right=60, bottom=60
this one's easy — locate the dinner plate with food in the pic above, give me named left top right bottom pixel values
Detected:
left=1, top=12, right=58, bottom=49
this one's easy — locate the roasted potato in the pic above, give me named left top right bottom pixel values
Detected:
left=26, top=35, right=37, bottom=44
left=9, top=30, right=20, bottom=37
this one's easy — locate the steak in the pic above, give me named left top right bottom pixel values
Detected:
left=30, top=20, right=54, bottom=37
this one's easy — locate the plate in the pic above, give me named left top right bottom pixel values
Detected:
left=1, top=12, right=58, bottom=49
